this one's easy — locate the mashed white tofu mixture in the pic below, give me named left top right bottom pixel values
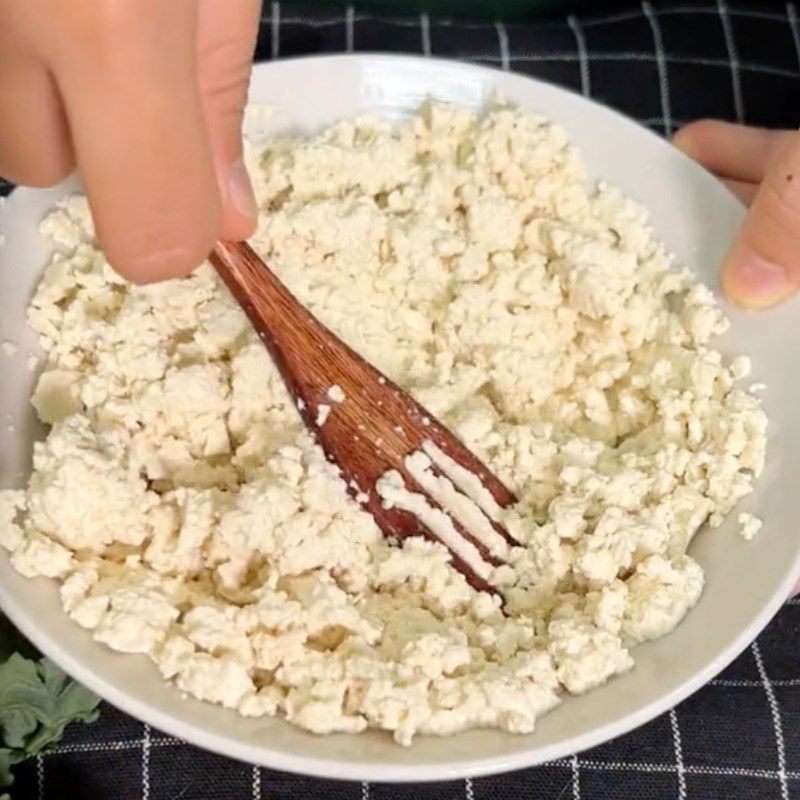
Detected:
left=0, top=102, right=767, bottom=744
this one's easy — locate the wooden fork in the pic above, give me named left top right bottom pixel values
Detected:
left=210, top=240, right=521, bottom=596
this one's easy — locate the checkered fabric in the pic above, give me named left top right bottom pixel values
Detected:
left=3, top=1, right=800, bottom=798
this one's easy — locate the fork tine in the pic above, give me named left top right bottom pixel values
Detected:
left=425, top=463, right=520, bottom=549
left=364, top=491, right=502, bottom=599
left=423, top=428, right=517, bottom=510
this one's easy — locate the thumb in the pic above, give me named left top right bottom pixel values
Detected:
left=722, top=132, right=800, bottom=309
left=197, top=0, right=261, bottom=242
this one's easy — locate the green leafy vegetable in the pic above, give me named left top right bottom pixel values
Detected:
left=0, top=620, right=101, bottom=788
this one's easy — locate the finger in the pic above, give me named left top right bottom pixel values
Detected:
left=51, top=0, right=221, bottom=283
left=721, top=133, right=800, bottom=309
left=723, top=178, right=759, bottom=207
left=0, top=56, right=74, bottom=187
left=674, top=120, right=796, bottom=183
left=197, top=0, right=260, bottom=241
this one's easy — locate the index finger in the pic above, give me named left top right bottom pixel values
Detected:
left=50, top=0, right=220, bottom=283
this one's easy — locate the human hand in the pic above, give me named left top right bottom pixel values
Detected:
left=0, top=0, right=261, bottom=283
left=675, top=120, right=799, bottom=310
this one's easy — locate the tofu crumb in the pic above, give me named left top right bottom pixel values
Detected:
left=2, top=340, right=18, bottom=357
left=729, top=355, right=751, bottom=380
left=738, top=513, right=763, bottom=541
left=243, top=103, right=277, bottom=142
left=316, top=404, right=331, bottom=426
left=327, top=384, right=345, bottom=403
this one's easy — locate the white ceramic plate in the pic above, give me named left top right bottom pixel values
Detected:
left=1, top=55, right=799, bottom=783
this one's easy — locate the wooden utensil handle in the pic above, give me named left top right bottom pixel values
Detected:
left=210, top=240, right=313, bottom=338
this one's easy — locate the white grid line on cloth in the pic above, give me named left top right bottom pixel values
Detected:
left=44, top=736, right=186, bottom=758
left=571, top=753, right=581, bottom=799
left=642, top=1, right=673, bottom=137
left=670, top=709, right=688, bottom=800
left=581, top=5, right=796, bottom=26
left=346, top=5, right=355, bottom=53
left=465, top=776, right=475, bottom=800
left=567, top=14, right=591, bottom=96
left=45, top=740, right=146, bottom=756
left=141, top=723, right=151, bottom=800
left=494, top=20, right=510, bottom=71
left=549, top=757, right=800, bottom=780
left=454, top=51, right=800, bottom=79
left=252, top=764, right=262, bottom=800
left=717, top=0, right=745, bottom=122
left=270, top=13, right=473, bottom=27
left=271, top=14, right=363, bottom=25
left=420, top=12, right=432, bottom=57
left=36, top=754, right=44, bottom=800
left=361, top=780, right=370, bottom=800
left=270, top=1, right=280, bottom=60
left=754, top=641, right=790, bottom=800
left=789, top=2, right=800, bottom=69
left=712, top=677, right=800, bottom=687
left=580, top=7, right=666, bottom=25
left=151, top=734, right=182, bottom=745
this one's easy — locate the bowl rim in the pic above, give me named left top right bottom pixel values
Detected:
left=2, top=52, right=799, bottom=784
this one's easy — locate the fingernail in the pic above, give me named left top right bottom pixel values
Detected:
left=671, top=129, right=692, bottom=153
left=724, top=249, right=796, bottom=309
left=672, top=126, right=701, bottom=158
left=223, top=158, right=257, bottom=221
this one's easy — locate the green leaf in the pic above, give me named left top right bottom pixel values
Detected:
left=0, top=750, right=15, bottom=789
left=0, top=655, right=47, bottom=750
left=24, top=661, right=100, bottom=754
left=0, top=651, right=101, bottom=788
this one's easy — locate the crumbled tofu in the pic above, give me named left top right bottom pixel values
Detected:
left=738, top=512, right=763, bottom=541
left=2, top=340, right=17, bottom=357
left=0, top=491, right=25, bottom=552
left=243, top=103, right=277, bottom=142
left=327, top=384, right=345, bottom=403
left=2, top=101, right=767, bottom=745
left=11, top=532, right=73, bottom=578
left=31, top=369, right=83, bottom=423
left=316, top=404, right=331, bottom=426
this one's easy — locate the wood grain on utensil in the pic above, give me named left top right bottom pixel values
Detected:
left=211, top=240, right=520, bottom=595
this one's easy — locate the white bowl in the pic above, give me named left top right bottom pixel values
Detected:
left=1, top=55, right=799, bottom=783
